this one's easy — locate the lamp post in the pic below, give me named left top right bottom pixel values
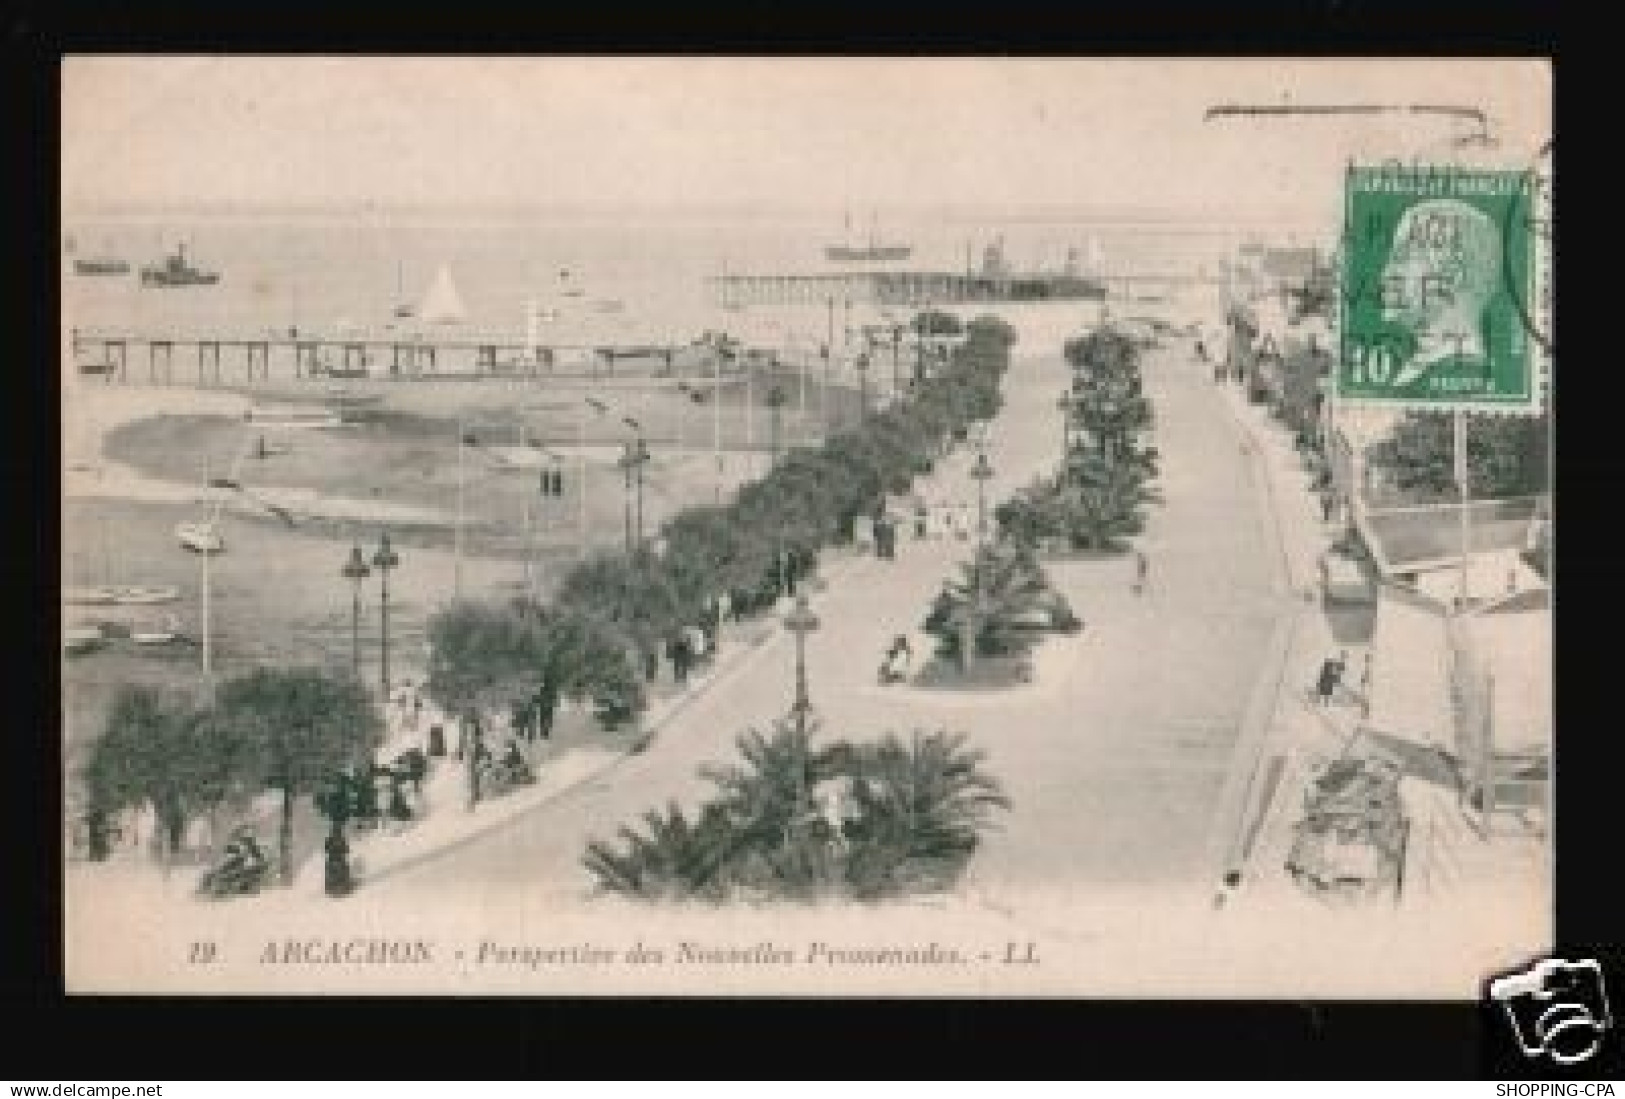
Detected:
left=970, top=448, right=995, bottom=546
left=371, top=532, right=400, bottom=701
left=1057, top=391, right=1075, bottom=458
left=766, top=385, right=786, bottom=463
left=784, top=592, right=820, bottom=735
left=855, top=353, right=870, bottom=420
left=617, top=431, right=650, bottom=552
left=713, top=343, right=724, bottom=504
left=341, top=545, right=370, bottom=680
left=891, top=323, right=904, bottom=397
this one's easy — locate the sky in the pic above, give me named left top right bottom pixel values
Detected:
left=62, top=57, right=1551, bottom=220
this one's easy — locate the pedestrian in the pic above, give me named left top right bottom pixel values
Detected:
left=880, top=635, right=912, bottom=685
left=1314, top=653, right=1342, bottom=706
left=1321, top=491, right=1336, bottom=523
left=1357, top=652, right=1373, bottom=716
left=1132, top=549, right=1149, bottom=595
left=670, top=634, right=692, bottom=686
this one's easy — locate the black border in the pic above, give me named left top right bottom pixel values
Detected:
left=9, top=2, right=1599, bottom=1083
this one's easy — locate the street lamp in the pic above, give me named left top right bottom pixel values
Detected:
left=766, top=385, right=787, bottom=462
left=855, top=353, right=870, bottom=420
left=970, top=448, right=995, bottom=546
left=617, top=432, right=651, bottom=552
left=340, top=545, right=370, bottom=680
left=371, top=532, right=400, bottom=701
left=784, top=592, right=820, bottom=734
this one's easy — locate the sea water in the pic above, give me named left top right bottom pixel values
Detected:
left=62, top=208, right=1242, bottom=352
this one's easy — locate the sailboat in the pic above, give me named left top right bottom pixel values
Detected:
left=419, top=264, right=468, bottom=324
left=825, top=211, right=912, bottom=263
left=73, top=236, right=131, bottom=277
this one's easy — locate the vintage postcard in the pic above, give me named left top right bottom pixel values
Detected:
left=61, top=56, right=1553, bottom=997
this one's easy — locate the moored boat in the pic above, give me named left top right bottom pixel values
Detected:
left=64, top=586, right=119, bottom=606
left=110, top=585, right=182, bottom=606
left=176, top=521, right=225, bottom=554
left=132, top=614, right=183, bottom=645
left=64, top=627, right=107, bottom=656
left=74, top=256, right=131, bottom=276
left=140, top=242, right=220, bottom=288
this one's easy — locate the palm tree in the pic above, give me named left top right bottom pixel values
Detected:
left=841, top=729, right=1011, bottom=898
left=581, top=721, right=1010, bottom=903
left=582, top=799, right=737, bottom=902
left=923, top=542, right=1060, bottom=666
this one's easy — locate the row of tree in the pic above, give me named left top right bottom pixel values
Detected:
left=995, top=326, right=1162, bottom=552
left=583, top=719, right=1010, bottom=902
left=81, top=670, right=383, bottom=883
left=424, top=314, right=1019, bottom=803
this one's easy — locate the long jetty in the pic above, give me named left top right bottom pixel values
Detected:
left=708, top=269, right=1218, bottom=308
left=68, top=328, right=692, bottom=385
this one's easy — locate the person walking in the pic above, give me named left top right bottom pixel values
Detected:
left=1313, top=652, right=1344, bottom=706
left=1132, top=549, right=1149, bottom=595
left=670, top=634, right=693, bottom=687
left=1356, top=651, right=1373, bottom=718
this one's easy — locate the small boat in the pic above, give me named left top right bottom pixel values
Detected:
left=132, top=614, right=182, bottom=646
left=64, top=586, right=119, bottom=606
left=64, top=627, right=107, bottom=656
left=243, top=405, right=344, bottom=428
left=825, top=212, right=913, bottom=263
left=110, top=585, right=181, bottom=606
left=74, top=256, right=131, bottom=276
left=140, top=242, right=220, bottom=288
left=176, top=521, right=225, bottom=554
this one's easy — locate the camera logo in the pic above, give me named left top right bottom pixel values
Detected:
left=1489, top=959, right=1614, bottom=1066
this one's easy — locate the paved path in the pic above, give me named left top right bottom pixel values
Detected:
left=374, top=333, right=1292, bottom=914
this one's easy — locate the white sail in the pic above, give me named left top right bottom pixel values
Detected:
left=419, top=264, right=468, bottom=325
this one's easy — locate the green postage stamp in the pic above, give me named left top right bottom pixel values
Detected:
left=1337, top=163, right=1549, bottom=414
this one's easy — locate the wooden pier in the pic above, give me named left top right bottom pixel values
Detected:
left=709, top=269, right=1218, bottom=308
left=67, top=328, right=692, bottom=385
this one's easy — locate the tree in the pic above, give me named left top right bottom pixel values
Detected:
left=1367, top=411, right=1550, bottom=501
left=81, top=685, right=250, bottom=862
left=582, top=720, right=1010, bottom=903
left=1065, top=327, right=1140, bottom=388
left=922, top=542, right=1067, bottom=666
left=215, top=667, right=383, bottom=884
left=554, top=550, right=684, bottom=678
left=840, top=730, right=1011, bottom=899
left=512, top=601, right=646, bottom=735
left=426, top=599, right=551, bottom=805
left=911, top=309, right=964, bottom=338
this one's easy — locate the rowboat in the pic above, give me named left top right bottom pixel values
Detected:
left=110, top=585, right=181, bottom=606
left=64, top=627, right=107, bottom=656
left=176, top=521, right=225, bottom=554
left=132, top=614, right=182, bottom=645
left=64, top=586, right=119, bottom=606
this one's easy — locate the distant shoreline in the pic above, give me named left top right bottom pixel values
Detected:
left=62, top=203, right=1330, bottom=233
